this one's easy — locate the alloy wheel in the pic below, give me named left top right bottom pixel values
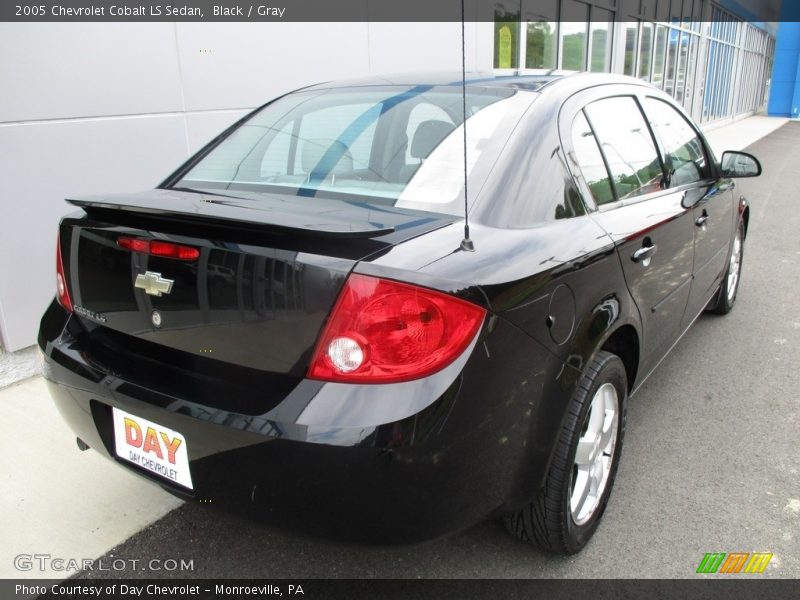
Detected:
left=727, top=230, right=742, bottom=302
left=570, top=382, right=619, bottom=526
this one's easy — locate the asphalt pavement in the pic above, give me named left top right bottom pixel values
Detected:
left=78, top=122, right=799, bottom=579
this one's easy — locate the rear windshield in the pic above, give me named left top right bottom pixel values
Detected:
left=175, top=85, right=533, bottom=216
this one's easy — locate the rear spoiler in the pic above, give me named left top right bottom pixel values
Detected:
left=67, top=190, right=403, bottom=239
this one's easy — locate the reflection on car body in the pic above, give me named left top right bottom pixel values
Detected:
left=39, top=71, right=760, bottom=554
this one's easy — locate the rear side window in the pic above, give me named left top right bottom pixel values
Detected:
left=644, top=98, right=710, bottom=187
left=570, top=111, right=614, bottom=205
left=584, top=96, right=665, bottom=201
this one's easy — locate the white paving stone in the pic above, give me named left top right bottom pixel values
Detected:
left=0, top=377, right=182, bottom=579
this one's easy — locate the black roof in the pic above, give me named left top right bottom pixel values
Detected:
left=305, top=70, right=650, bottom=94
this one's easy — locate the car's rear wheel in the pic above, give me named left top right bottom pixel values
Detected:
left=504, top=350, right=627, bottom=554
left=706, top=220, right=745, bottom=315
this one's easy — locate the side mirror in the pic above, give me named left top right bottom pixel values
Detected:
left=720, top=151, right=762, bottom=178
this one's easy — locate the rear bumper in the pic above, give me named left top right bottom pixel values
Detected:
left=39, top=299, right=572, bottom=543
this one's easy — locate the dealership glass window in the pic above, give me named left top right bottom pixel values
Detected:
left=489, top=2, right=774, bottom=125
left=570, top=111, right=614, bottom=205
left=739, top=27, right=775, bottom=114
left=645, top=97, right=709, bottom=186
left=704, top=25, right=739, bottom=123
left=738, top=26, right=759, bottom=114
left=722, top=44, right=736, bottom=114
left=494, top=19, right=520, bottom=69
left=560, top=2, right=588, bottom=71
left=682, top=33, right=699, bottom=114
left=623, top=22, right=638, bottom=76
left=703, top=41, right=716, bottom=120
left=584, top=97, right=664, bottom=200
left=526, top=21, right=557, bottom=69
left=589, top=9, right=612, bottom=72
left=664, top=28, right=680, bottom=96
left=560, top=23, right=587, bottom=70
left=638, top=22, right=654, bottom=80
left=674, top=31, right=689, bottom=104
left=651, top=25, right=668, bottom=88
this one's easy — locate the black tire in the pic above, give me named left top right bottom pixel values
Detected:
left=706, top=220, right=745, bottom=315
left=504, top=350, right=627, bottom=554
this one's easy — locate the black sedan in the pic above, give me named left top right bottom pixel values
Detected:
left=39, top=71, right=761, bottom=554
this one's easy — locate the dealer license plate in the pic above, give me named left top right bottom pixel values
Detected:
left=112, top=407, right=193, bottom=489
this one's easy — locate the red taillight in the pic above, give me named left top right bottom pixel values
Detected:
left=56, top=233, right=73, bottom=312
left=117, top=237, right=200, bottom=261
left=308, top=274, right=486, bottom=384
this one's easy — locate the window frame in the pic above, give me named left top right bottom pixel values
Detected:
left=569, top=109, right=617, bottom=207
left=493, top=2, right=617, bottom=74
left=641, top=95, right=713, bottom=190
left=583, top=94, right=667, bottom=205
left=566, top=92, right=667, bottom=210
left=559, top=84, right=719, bottom=214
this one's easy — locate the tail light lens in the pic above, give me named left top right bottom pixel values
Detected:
left=308, top=274, right=486, bottom=384
left=56, top=233, right=73, bottom=312
left=117, top=237, right=200, bottom=261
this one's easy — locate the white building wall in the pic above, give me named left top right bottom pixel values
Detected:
left=0, top=22, right=494, bottom=354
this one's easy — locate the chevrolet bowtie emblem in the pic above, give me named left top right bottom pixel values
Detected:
left=134, top=271, right=174, bottom=297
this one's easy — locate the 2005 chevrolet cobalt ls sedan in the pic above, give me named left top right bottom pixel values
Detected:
left=39, top=72, right=761, bottom=554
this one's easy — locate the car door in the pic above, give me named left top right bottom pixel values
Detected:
left=641, top=96, right=735, bottom=326
left=562, top=90, right=696, bottom=377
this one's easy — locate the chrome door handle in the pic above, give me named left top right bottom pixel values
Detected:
left=632, top=244, right=657, bottom=263
left=695, top=215, right=709, bottom=227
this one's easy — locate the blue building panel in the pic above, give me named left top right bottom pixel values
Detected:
left=768, top=4, right=800, bottom=116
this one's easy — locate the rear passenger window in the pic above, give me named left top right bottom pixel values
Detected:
left=644, top=98, right=710, bottom=187
left=570, top=111, right=615, bottom=205
left=584, top=96, right=665, bottom=201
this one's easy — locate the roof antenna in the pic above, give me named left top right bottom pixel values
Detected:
left=459, top=0, right=474, bottom=252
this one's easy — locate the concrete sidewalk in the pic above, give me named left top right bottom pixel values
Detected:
left=0, top=377, right=181, bottom=579
left=702, top=114, right=789, bottom=157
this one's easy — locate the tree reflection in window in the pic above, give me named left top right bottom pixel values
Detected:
left=585, top=97, right=665, bottom=200
left=645, top=98, right=709, bottom=187
left=570, top=111, right=614, bottom=205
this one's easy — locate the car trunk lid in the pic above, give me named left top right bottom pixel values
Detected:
left=59, top=189, right=457, bottom=412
